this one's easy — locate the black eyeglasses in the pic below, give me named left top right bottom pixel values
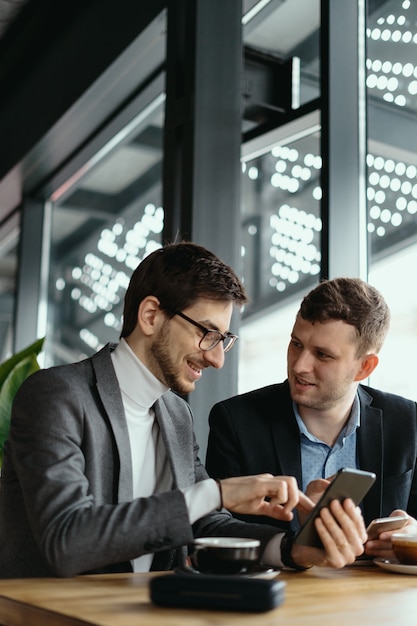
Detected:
left=173, top=310, right=238, bottom=353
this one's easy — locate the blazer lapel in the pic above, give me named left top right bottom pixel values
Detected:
left=154, top=395, right=195, bottom=489
left=357, top=385, right=384, bottom=519
left=271, top=383, right=303, bottom=487
left=151, top=395, right=194, bottom=572
left=91, top=344, right=133, bottom=503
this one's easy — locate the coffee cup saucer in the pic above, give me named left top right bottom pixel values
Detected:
left=373, top=557, right=417, bottom=575
left=176, top=563, right=279, bottom=579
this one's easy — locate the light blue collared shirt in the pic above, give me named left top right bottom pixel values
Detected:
left=294, top=393, right=360, bottom=493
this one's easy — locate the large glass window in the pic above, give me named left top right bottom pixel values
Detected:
left=239, top=0, right=417, bottom=401
left=43, top=94, right=165, bottom=366
left=239, top=122, right=321, bottom=392
left=366, top=0, right=417, bottom=401
left=243, top=0, right=320, bottom=110
left=241, top=124, right=321, bottom=314
left=239, top=0, right=321, bottom=393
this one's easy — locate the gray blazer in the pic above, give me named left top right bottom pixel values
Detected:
left=0, top=344, right=279, bottom=579
left=206, top=380, right=417, bottom=531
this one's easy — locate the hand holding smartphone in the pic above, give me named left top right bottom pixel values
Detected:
left=294, top=468, right=376, bottom=548
left=366, top=515, right=408, bottom=540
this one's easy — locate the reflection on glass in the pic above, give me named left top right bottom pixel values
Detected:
left=367, top=0, right=417, bottom=112
left=367, top=151, right=417, bottom=260
left=241, top=130, right=321, bottom=315
left=239, top=1, right=321, bottom=392
left=243, top=0, right=320, bottom=107
left=239, top=0, right=417, bottom=395
left=0, top=242, right=16, bottom=360
left=367, top=0, right=417, bottom=403
left=239, top=128, right=321, bottom=392
left=45, top=104, right=165, bottom=366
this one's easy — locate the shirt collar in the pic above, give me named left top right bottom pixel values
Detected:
left=293, top=392, right=361, bottom=441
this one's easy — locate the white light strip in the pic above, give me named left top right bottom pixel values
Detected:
left=292, top=56, right=301, bottom=110
left=241, top=110, right=321, bottom=162
left=242, top=0, right=272, bottom=25
left=36, top=200, right=53, bottom=342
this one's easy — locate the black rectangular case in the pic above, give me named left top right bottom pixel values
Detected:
left=149, top=572, right=286, bottom=612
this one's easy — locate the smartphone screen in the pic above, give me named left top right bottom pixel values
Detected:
left=294, top=468, right=376, bottom=548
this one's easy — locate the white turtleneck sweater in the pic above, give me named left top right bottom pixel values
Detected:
left=110, top=339, right=220, bottom=571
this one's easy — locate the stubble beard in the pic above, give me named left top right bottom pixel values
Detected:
left=149, top=321, right=189, bottom=395
left=289, top=377, right=353, bottom=412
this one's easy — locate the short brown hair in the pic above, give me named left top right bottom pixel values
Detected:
left=299, top=277, right=390, bottom=356
left=120, top=241, right=248, bottom=337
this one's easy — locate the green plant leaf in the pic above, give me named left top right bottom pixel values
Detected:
left=0, top=337, right=44, bottom=388
left=0, top=338, right=45, bottom=466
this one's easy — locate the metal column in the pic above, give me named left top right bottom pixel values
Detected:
left=14, top=198, right=51, bottom=353
left=320, top=0, right=368, bottom=279
left=163, top=0, right=243, bottom=456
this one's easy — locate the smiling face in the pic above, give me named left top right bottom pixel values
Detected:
left=142, top=298, right=234, bottom=395
left=287, top=314, right=378, bottom=415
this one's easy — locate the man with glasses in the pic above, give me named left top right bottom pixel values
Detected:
left=0, top=243, right=366, bottom=578
left=206, top=277, right=417, bottom=563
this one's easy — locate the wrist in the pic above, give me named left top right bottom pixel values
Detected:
left=280, top=531, right=312, bottom=571
left=215, top=479, right=223, bottom=510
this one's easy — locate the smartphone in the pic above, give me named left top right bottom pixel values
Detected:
left=366, top=515, right=408, bottom=540
left=149, top=572, right=286, bottom=612
left=294, top=468, right=376, bottom=548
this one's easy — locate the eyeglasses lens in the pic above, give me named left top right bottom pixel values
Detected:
left=200, top=332, right=222, bottom=351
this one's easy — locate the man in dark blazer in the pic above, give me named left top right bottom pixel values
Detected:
left=0, top=243, right=367, bottom=578
left=206, top=277, right=417, bottom=563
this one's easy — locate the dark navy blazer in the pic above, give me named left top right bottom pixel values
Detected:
left=206, top=380, right=417, bottom=531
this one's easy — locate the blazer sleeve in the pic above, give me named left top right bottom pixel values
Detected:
left=1, top=367, right=195, bottom=577
left=205, top=385, right=285, bottom=480
left=1, top=365, right=284, bottom=578
left=206, top=400, right=248, bottom=479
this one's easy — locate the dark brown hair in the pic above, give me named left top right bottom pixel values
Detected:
left=120, top=241, right=248, bottom=337
left=299, top=277, right=390, bottom=356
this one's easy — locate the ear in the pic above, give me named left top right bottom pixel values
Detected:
left=137, top=296, right=162, bottom=337
left=354, top=353, right=379, bottom=382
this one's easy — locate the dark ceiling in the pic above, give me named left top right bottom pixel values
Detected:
left=0, top=0, right=30, bottom=40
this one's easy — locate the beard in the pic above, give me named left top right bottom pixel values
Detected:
left=149, top=320, right=190, bottom=395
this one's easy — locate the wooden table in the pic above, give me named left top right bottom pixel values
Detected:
left=0, top=562, right=415, bottom=626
